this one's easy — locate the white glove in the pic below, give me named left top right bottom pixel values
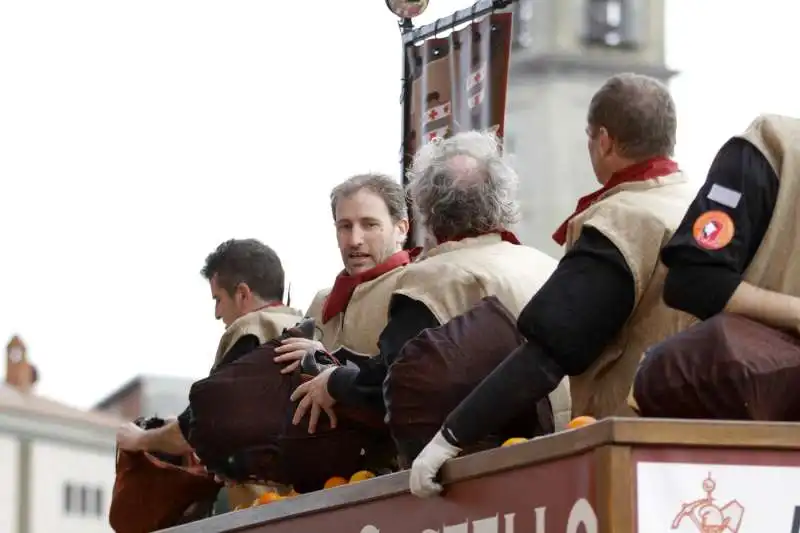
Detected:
left=409, top=430, right=462, bottom=498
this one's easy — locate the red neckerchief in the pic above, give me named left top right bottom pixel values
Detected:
left=254, top=301, right=284, bottom=312
left=435, top=230, right=522, bottom=245
left=321, top=249, right=420, bottom=323
left=552, top=157, right=679, bottom=246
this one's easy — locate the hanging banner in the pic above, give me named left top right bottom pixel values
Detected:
left=404, top=12, right=513, bottom=159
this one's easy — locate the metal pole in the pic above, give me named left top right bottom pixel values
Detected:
left=399, top=17, right=418, bottom=249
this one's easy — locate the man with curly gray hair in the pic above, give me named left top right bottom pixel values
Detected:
left=410, top=73, right=699, bottom=498
left=397, top=131, right=570, bottom=435
left=406, top=130, right=521, bottom=245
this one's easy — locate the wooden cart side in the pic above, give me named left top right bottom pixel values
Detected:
left=594, top=445, right=634, bottom=532
left=158, top=418, right=800, bottom=532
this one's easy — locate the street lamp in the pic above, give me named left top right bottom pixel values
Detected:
left=385, top=0, right=429, bottom=19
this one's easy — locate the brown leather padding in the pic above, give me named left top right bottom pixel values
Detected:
left=385, top=296, right=554, bottom=464
left=633, top=313, right=800, bottom=420
left=109, top=449, right=219, bottom=533
left=188, top=321, right=392, bottom=493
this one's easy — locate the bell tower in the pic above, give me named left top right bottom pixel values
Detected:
left=6, top=335, right=38, bottom=393
left=505, top=0, right=675, bottom=257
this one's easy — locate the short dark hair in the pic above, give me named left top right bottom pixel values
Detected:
left=201, top=239, right=284, bottom=301
left=330, top=173, right=408, bottom=222
left=587, top=73, right=677, bottom=159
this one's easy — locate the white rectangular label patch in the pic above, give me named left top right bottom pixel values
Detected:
left=707, top=183, right=742, bottom=209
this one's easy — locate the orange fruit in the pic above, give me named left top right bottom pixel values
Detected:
left=566, top=415, right=597, bottom=429
left=501, top=437, right=528, bottom=447
left=323, top=476, right=348, bottom=489
left=257, top=491, right=283, bottom=504
left=349, top=470, right=376, bottom=483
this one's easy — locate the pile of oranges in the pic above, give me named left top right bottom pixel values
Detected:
left=236, top=418, right=599, bottom=511
left=500, top=415, right=598, bottom=447
left=251, top=489, right=297, bottom=507
left=566, top=415, right=597, bottom=429
left=236, top=470, right=378, bottom=511
left=322, top=469, right=376, bottom=489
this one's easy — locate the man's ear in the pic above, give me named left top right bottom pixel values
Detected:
left=235, top=282, right=252, bottom=303
left=597, top=127, right=614, bottom=156
left=396, top=218, right=410, bottom=246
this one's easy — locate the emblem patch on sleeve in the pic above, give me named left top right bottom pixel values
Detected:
left=692, top=210, right=735, bottom=250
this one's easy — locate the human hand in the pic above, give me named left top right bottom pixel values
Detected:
left=274, top=337, right=325, bottom=374
left=290, top=367, right=338, bottom=433
left=116, top=422, right=147, bottom=452
left=409, top=430, right=461, bottom=498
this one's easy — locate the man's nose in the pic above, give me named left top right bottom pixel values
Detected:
left=347, top=226, right=365, bottom=247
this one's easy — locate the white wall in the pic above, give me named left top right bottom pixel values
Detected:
left=0, top=435, right=20, bottom=533
left=29, top=440, right=116, bottom=533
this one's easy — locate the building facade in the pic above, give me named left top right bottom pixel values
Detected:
left=94, top=374, right=195, bottom=422
left=0, top=336, right=124, bottom=533
left=506, top=0, right=674, bottom=258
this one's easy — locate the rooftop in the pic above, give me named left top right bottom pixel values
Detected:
left=0, top=381, right=123, bottom=429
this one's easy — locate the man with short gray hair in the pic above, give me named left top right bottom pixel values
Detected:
left=409, top=73, right=697, bottom=498
left=290, top=131, right=569, bottom=436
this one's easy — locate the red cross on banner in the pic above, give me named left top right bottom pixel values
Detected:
left=425, top=126, right=449, bottom=144
left=468, top=89, right=485, bottom=109
left=466, top=63, right=488, bottom=92
left=423, top=101, right=452, bottom=127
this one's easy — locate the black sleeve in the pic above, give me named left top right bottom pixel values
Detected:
left=661, top=138, right=778, bottom=319
left=518, top=226, right=636, bottom=376
left=443, top=227, right=636, bottom=447
left=177, top=405, right=193, bottom=439
left=327, top=296, right=440, bottom=410
left=179, top=334, right=262, bottom=440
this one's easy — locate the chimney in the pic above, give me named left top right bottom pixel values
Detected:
left=6, top=335, right=38, bottom=393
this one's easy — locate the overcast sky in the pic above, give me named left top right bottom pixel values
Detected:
left=1, top=0, right=797, bottom=410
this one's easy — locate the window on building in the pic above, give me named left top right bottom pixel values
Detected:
left=62, top=482, right=105, bottom=518
left=62, top=483, right=74, bottom=514
left=80, top=486, right=88, bottom=514
left=504, top=133, right=517, bottom=155
left=512, top=0, right=534, bottom=49
left=94, top=487, right=104, bottom=517
left=585, top=0, right=638, bottom=48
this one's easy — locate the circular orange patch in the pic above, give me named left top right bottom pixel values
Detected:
left=692, top=210, right=735, bottom=250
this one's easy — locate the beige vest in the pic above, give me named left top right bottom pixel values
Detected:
left=210, top=305, right=304, bottom=506
left=736, top=114, right=800, bottom=296
left=212, top=305, right=304, bottom=370
left=305, top=267, right=405, bottom=357
left=567, top=172, right=697, bottom=418
left=392, top=234, right=572, bottom=430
